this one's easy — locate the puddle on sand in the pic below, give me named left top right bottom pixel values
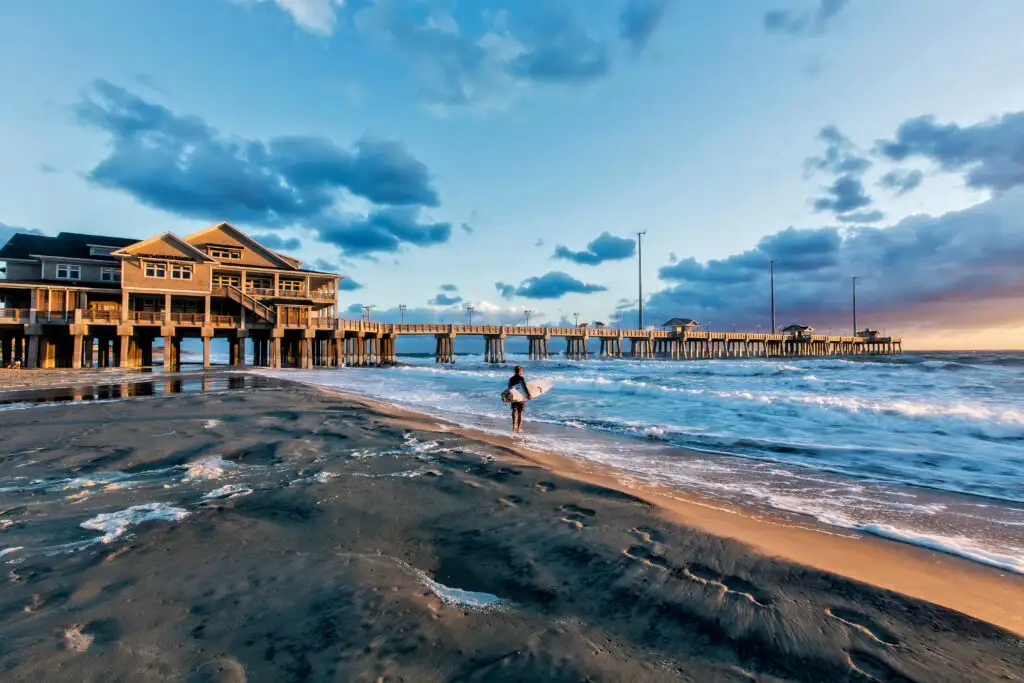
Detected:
left=0, top=373, right=282, bottom=409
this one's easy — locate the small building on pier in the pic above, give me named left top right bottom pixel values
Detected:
left=662, top=318, right=700, bottom=335
left=780, top=324, right=814, bottom=338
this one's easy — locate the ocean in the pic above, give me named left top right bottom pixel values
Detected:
left=263, top=351, right=1024, bottom=575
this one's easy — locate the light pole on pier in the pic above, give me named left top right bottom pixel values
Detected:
left=573, top=312, right=580, bottom=327
left=466, top=305, right=475, bottom=325
left=732, top=322, right=737, bottom=333
left=524, top=309, right=532, bottom=326
left=614, top=311, right=622, bottom=329
left=754, top=323, right=762, bottom=333
left=852, top=276, right=861, bottom=336
left=769, top=259, right=777, bottom=333
left=362, top=305, right=373, bottom=322
left=399, top=304, right=406, bottom=324
left=637, top=230, right=646, bottom=330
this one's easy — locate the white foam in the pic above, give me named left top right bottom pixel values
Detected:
left=851, top=523, right=1024, bottom=574
left=80, top=503, right=189, bottom=543
left=202, top=484, right=253, bottom=500
left=182, top=457, right=236, bottom=481
left=1, top=546, right=24, bottom=558
left=203, top=419, right=220, bottom=429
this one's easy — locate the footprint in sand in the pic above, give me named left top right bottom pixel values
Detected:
left=558, top=504, right=595, bottom=529
left=190, top=657, right=247, bottom=683
left=630, top=526, right=664, bottom=544
left=827, top=607, right=900, bottom=646
left=535, top=481, right=557, bottom=493
left=846, top=651, right=915, bottom=683
left=683, top=564, right=774, bottom=607
left=500, top=495, right=523, bottom=508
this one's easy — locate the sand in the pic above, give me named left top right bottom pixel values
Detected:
left=1, top=379, right=1022, bottom=682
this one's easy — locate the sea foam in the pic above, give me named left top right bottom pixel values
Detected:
left=80, top=503, right=189, bottom=543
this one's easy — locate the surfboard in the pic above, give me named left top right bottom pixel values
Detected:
left=504, top=379, right=553, bottom=402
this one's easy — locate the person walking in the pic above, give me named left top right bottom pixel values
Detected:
left=506, top=365, right=532, bottom=433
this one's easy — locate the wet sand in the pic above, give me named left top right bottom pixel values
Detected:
left=1, top=381, right=1022, bottom=682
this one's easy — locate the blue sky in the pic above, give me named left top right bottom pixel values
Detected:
left=2, top=0, right=1024, bottom=348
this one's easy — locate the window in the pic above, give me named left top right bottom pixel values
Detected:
left=144, top=261, right=167, bottom=278
left=100, top=267, right=121, bottom=282
left=170, top=264, right=192, bottom=280
left=213, top=273, right=241, bottom=287
left=280, top=279, right=303, bottom=292
left=208, top=248, right=242, bottom=259
left=89, top=245, right=116, bottom=256
left=55, top=263, right=82, bottom=280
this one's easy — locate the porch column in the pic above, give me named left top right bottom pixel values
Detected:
left=72, top=334, right=83, bottom=369
left=204, top=295, right=211, bottom=325
left=164, top=293, right=171, bottom=324
left=25, top=334, right=39, bottom=369
left=121, top=290, right=129, bottom=322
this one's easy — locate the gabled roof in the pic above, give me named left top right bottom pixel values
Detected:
left=662, top=317, right=699, bottom=327
left=111, top=232, right=218, bottom=262
left=274, top=251, right=303, bottom=268
left=781, top=324, right=813, bottom=332
left=1, top=231, right=137, bottom=262
left=184, top=222, right=299, bottom=270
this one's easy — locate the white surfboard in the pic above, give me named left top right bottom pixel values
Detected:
left=504, top=379, right=553, bottom=402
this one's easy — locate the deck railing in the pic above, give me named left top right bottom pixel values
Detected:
left=82, top=310, right=120, bottom=323
left=0, top=308, right=27, bottom=322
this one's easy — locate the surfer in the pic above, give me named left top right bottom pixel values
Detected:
left=507, top=365, right=532, bottom=433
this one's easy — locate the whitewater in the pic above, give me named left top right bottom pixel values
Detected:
left=263, top=351, right=1024, bottom=574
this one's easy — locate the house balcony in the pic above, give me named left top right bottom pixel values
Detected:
left=243, top=287, right=336, bottom=301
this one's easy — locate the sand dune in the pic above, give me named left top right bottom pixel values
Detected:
left=1, top=382, right=1022, bottom=681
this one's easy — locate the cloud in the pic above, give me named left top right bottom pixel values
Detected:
left=668, top=252, right=678, bottom=263
left=811, top=175, right=873, bottom=215
left=552, top=231, right=636, bottom=265
left=439, top=283, right=458, bottom=292
left=338, top=277, right=364, bottom=291
left=233, top=0, right=346, bottom=36
left=315, top=206, right=450, bottom=257
left=355, top=2, right=610, bottom=113
left=764, top=0, right=848, bottom=37
left=618, top=0, right=669, bottom=55
left=38, top=163, right=59, bottom=174
left=879, top=169, right=924, bottom=195
left=496, top=271, right=607, bottom=299
left=251, top=232, right=302, bottom=251
left=1, top=222, right=43, bottom=249
left=875, top=112, right=1024, bottom=193
left=633, top=188, right=1024, bottom=333
left=507, top=13, right=610, bottom=84
left=836, top=210, right=885, bottom=224
left=428, top=292, right=463, bottom=306
left=804, top=125, right=879, bottom=220
left=74, top=80, right=447, bottom=257
left=535, top=238, right=545, bottom=247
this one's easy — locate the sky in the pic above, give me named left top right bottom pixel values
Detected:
left=1, top=0, right=1023, bottom=350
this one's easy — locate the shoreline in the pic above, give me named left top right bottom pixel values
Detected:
left=297, top=378, right=1024, bottom=637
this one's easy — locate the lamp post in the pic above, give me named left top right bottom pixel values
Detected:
left=637, top=230, right=646, bottom=329
left=362, top=305, right=373, bottom=322
left=466, top=304, right=475, bottom=325
left=732, top=322, right=737, bottom=333
left=614, top=311, right=622, bottom=329
left=524, top=309, right=532, bottom=326
left=769, top=259, right=777, bottom=333
left=754, top=323, right=762, bottom=333
left=573, top=312, right=580, bottom=327
left=852, top=276, right=860, bottom=336
left=399, top=304, right=406, bottom=324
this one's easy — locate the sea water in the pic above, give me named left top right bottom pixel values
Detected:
left=264, top=351, right=1024, bottom=574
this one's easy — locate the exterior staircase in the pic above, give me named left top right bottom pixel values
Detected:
left=222, top=285, right=277, bottom=324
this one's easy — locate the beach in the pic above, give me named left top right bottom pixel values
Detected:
left=2, top=375, right=1023, bottom=682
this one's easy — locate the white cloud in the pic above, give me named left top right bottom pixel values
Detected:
left=237, top=0, right=346, bottom=36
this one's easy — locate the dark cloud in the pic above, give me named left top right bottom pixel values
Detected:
left=764, top=0, right=848, bottom=37
left=355, top=2, right=611, bottom=112
left=836, top=210, right=885, bottom=224
left=74, top=80, right=447, bottom=257
left=439, top=283, right=458, bottom=292
left=315, top=207, right=450, bottom=257
left=251, top=232, right=301, bottom=251
left=1, top=222, right=43, bottom=249
left=618, top=0, right=669, bottom=55
left=338, top=278, right=364, bottom=292
left=460, top=222, right=473, bottom=234
left=552, top=231, right=636, bottom=265
left=496, top=271, right=607, bottom=299
left=631, top=188, right=1024, bottom=333
left=804, top=125, right=871, bottom=176
left=875, top=112, right=1024, bottom=193
left=811, top=175, right=873, bottom=214
left=428, top=292, right=463, bottom=306
left=879, top=169, right=924, bottom=195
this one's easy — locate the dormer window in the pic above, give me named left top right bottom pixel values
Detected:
left=55, top=263, right=82, bottom=280
left=89, top=245, right=116, bottom=256
left=208, top=247, right=242, bottom=259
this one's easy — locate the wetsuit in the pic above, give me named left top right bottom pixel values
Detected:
left=508, top=374, right=531, bottom=412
